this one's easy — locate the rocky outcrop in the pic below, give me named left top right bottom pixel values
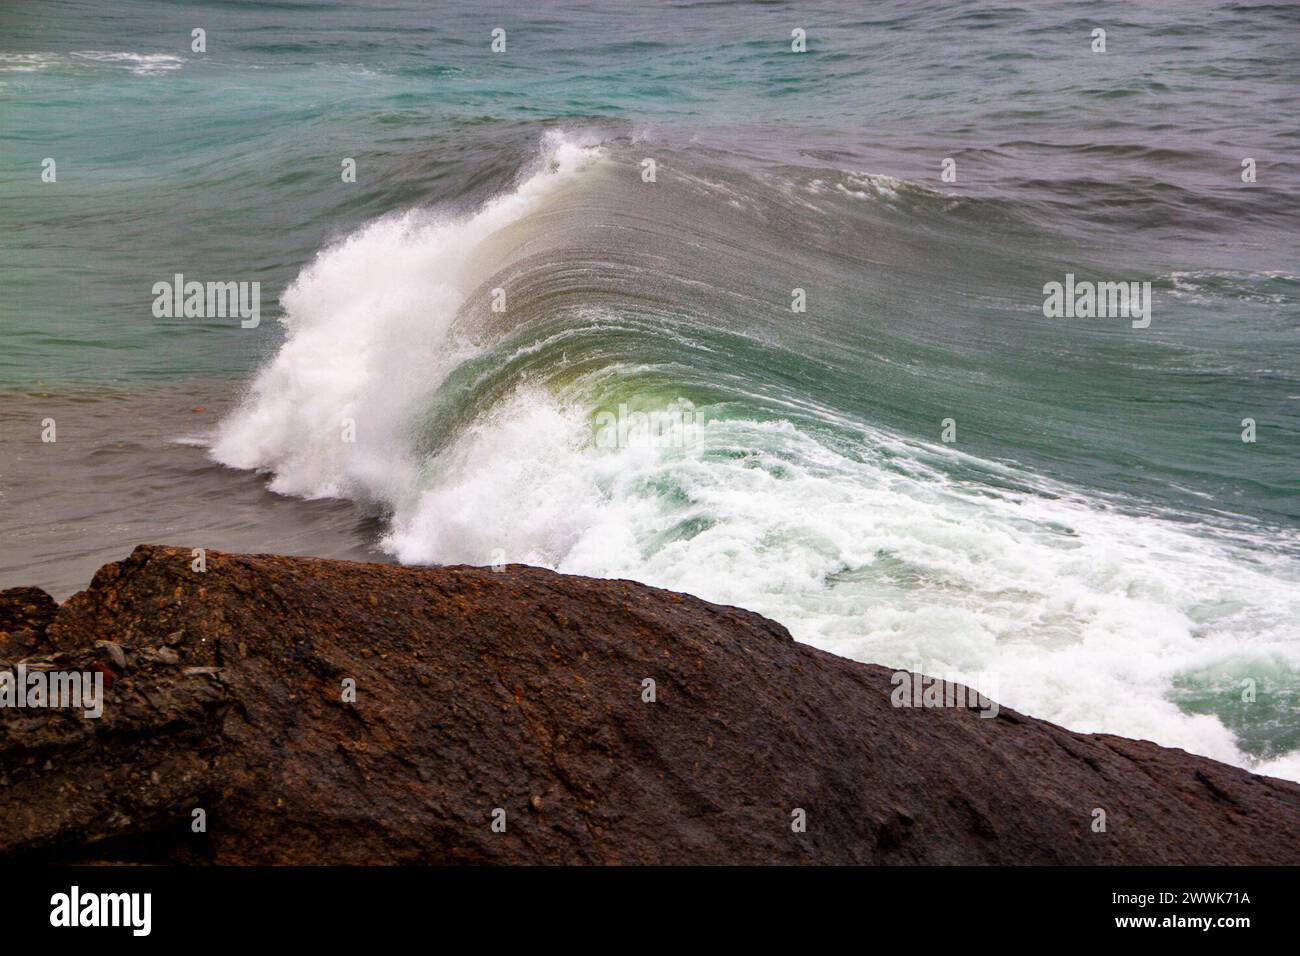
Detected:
left=0, top=586, right=59, bottom=659
left=1, top=545, right=1297, bottom=864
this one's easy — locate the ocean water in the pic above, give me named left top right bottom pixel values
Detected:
left=2, top=1, right=1299, bottom=779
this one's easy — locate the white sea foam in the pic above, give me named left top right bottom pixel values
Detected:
left=213, top=131, right=1300, bottom=781
left=380, top=387, right=1300, bottom=778
left=0, top=51, right=186, bottom=76
left=0, top=53, right=60, bottom=73
left=211, top=130, right=606, bottom=505
left=69, top=51, right=185, bottom=75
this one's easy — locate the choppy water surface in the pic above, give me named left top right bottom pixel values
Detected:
left=2, top=1, right=1298, bottom=778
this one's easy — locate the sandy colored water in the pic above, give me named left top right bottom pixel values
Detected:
left=0, top=383, right=383, bottom=598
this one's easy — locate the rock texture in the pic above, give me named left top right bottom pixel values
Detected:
left=1, top=544, right=1297, bottom=865
left=0, top=586, right=59, bottom=660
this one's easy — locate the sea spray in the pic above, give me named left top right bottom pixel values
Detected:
left=204, top=134, right=1300, bottom=784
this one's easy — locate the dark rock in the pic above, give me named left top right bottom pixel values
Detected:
left=0, top=587, right=59, bottom=636
left=0, top=587, right=60, bottom=659
left=1, top=544, right=1298, bottom=865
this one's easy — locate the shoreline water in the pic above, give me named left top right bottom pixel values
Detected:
left=0, top=382, right=386, bottom=600
left=4, top=377, right=1299, bottom=785
left=3, top=0, right=1299, bottom=806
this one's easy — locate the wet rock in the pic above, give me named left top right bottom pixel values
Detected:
left=1, top=544, right=1298, bottom=865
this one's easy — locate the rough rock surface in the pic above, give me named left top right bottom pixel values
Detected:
left=1, top=545, right=1297, bottom=865
left=0, top=586, right=60, bottom=660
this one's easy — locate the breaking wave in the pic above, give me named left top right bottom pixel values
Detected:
left=213, top=131, right=1300, bottom=781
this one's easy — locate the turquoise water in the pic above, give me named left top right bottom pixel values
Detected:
left=2, top=0, right=1299, bottom=778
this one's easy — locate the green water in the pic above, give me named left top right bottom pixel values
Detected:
left=2, top=0, right=1299, bottom=779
